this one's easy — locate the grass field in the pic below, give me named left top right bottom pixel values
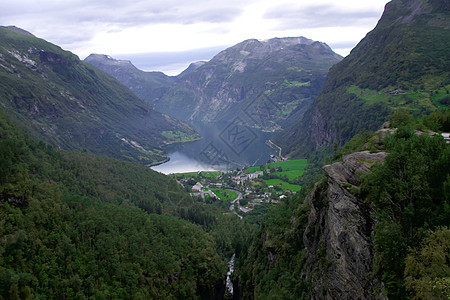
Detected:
left=347, top=85, right=448, bottom=112
left=211, top=189, right=238, bottom=201
left=200, top=171, right=221, bottom=178
left=176, top=172, right=199, bottom=179
left=245, top=159, right=308, bottom=181
left=176, top=171, right=221, bottom=179
left=264, top=179, right=302, bottom=192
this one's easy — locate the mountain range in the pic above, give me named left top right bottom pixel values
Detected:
left=0, top=26, right=198, bottom=165
left=85, top=36, right=342, bottom=131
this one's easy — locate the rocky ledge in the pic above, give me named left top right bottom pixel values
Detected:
left=303, top=151, right=387, bottom=299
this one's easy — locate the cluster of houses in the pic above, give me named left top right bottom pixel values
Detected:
left=177, top=168, right=294, bottom=214
left=231, top=171, right=263, bottom=185
left=191, top=182, right=219, bottom=199
left=243, top=188, right=289, bottom=208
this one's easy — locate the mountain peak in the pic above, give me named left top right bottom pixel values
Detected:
left=259, top=36, right=315, bottom=46
left=212, top=36, right=339, bottom=64
left=85, top=53, right=134, bottom=68
left=1, top=25, right=35, bottom=37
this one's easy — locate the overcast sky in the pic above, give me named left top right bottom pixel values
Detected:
left=1, top=0, right=390, bottom=75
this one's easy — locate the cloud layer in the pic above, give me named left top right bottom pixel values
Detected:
left=0, top=0, right=389, bottom=73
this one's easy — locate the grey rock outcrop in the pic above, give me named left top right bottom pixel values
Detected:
left=303, top=151, right=387, bottom=299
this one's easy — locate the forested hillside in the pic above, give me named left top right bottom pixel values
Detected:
left=0, top=108, right=253, bottom=299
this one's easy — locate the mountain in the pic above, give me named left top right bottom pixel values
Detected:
left=274, top=0, right=450, bottom=158
left=237, top=115, right=449, bottom=299
left=86, top=37, right=342, bottom=131
left=84, top=54, right=175, bottom=105
left=0, top=26, right=199, bottom=165
left=0, top=108, right=228, bottom=299
left=177, top=61, right=207, bottom=77
left=235, top=1, right=450, bottom=298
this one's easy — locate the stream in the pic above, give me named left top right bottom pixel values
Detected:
left=225, top=189, right=244, bottom=298
left=225, top=254, right=236, bottom=297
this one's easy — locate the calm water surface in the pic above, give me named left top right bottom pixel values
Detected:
left=152, top=123, right=276, bottom=174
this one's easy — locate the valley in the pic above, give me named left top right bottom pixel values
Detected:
left=151, top=124, right=277, bottom=173
left=174, top=157, right=308, bottom=215
left=85, top=36, right=342, bottom=133
left=1, top=0, right=449, bottom=299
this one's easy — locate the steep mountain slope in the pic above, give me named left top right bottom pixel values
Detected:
left=0, top=109, right=226, bottom=299
left=84, top=54, right=174, bottom=104
left=87, top=37, right=342, bottom=131
left=274, top=0, right=450, bottom=158
left=0, top=26, right=198, bottom=165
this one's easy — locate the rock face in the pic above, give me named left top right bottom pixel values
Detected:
left=303, top=151, right=387, bottom=299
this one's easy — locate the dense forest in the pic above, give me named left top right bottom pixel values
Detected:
left=0, top=108, right=254, bottom=299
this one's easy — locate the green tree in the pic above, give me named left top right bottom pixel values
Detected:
left=389, top=109, right=413, bottom=128
left=405, top=227, right=450, bottom=300
left=361, top=126, right=450, bottom=299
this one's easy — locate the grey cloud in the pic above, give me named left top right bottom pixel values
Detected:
left=2, top=0, right=244, bottom=26
left=184, top=8, right=242, bottom=24
left=264, top=4, right=382, bottom=29
left=0, top=0, right=246, bottom=47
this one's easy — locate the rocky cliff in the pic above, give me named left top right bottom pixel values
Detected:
left=303, top=151, right=387, bottom=299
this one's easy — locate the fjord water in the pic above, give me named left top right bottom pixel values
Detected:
left=151, top=123, right=276, bottom=174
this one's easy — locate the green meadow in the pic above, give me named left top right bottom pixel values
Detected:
left=263, top=179, right=302, bottom=192
left=245, top=159, right=308, bottom=181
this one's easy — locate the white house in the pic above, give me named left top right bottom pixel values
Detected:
left=192, top=182, right=204, bottom=192
left=247, top=171, right=263, bottom=180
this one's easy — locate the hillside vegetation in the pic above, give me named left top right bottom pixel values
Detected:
left=237, top=112, right=449, bottom=299
left=0, top=108, right=255, bottom=298
left=274, top=0, right=450, bottom=159
left=0, top=26, right=198, bottom=165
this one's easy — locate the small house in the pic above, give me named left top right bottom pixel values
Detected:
left=192, top=182, right=204, bottom=192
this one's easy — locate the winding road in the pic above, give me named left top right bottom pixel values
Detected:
left=227, top=188, right=243, bottom=219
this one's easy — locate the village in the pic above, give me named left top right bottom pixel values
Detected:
left=174, top=158, right=308, bottom=216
